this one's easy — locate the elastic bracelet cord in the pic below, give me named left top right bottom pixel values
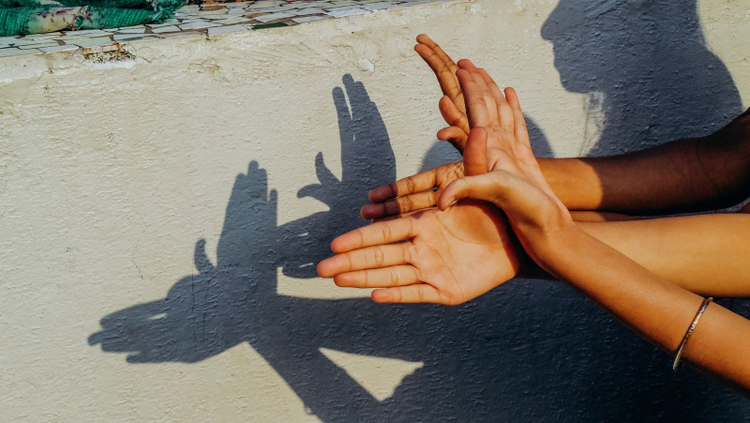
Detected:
left=673, top=297, right=714, bottom=372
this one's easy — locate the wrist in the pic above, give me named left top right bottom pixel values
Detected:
left=525, top=223, right=589, bottom=276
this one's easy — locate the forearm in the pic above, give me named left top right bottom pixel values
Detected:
left=538, top=111, right=750, bottom=214
left=576, top=214, right=750, bottom=296
left=536, top=227, right=750, bottom=393
left=520, top=213, right=750, bottom=296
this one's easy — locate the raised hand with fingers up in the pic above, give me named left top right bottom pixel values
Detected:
left=438, top=62, right=573, bottom=263
left=318, top=63, right=553, bottom=305
left=320, top=61, right=572, bottom=305
left=415, top=34, right=471, bottom=151
left=360, top=36, right=479, bottom=221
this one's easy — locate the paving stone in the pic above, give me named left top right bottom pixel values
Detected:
left=68, top=37, right=116, bottom=48
left=207, top=24, right=248, bottom=36
left=118, top=27, right=147, bottom=34
left=0, top=48, right=37, bottom=56
left=292, top=15, right=330, bottom=24
left=150, top=25, right=182, bottom=34
left=254, top=12, right=294, bottom=23
left=112, top=34, right=156, bottom=41
left=40, top=44, right=79, bottom=53
left=1, top=0, right=452, bottom=59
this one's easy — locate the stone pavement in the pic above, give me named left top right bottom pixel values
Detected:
left=0, top=0, right=451, bottom=58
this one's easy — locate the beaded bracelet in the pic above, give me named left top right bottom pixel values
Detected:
left=673, top=297, right=713, bottom=371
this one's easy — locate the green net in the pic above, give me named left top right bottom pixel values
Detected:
left=1, top=0, right=183, bottom=36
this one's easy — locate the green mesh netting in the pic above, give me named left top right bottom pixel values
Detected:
left=1, top=0, right=183, bottom=36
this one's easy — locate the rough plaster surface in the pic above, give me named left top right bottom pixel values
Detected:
left=1, top=0, right=750, bottom=421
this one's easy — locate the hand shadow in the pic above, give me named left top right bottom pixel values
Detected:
left=278, top=74, right=395, bottom=278
left=87, top=75, right=571, bottom=422
left=89, top=67, right=746, bottom=422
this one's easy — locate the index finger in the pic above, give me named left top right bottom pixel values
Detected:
left=457, top=68, right=490, bottom=128
left=331, top=217, right=416, bottom=253
left=415, top=44, right=462, bottom=103
left=416, top=34, right=459, bottom=74
left=368, top=167, right=440, bottom=203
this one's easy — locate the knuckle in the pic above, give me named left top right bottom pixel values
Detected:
left=390, top=270, right=400, bottom=286
left=387, top=182, right=398, bottom=198
left=403, top=244, right=414, bottom=264
left=385, top=200, right=400, bottom=215
left=373, top=246, right=385, bottom=266
left=334, top=275, right=349, bottom=287
left=428, top=190, right=439, bottom=205
left=380, top=223, right=392, bottom=242
left=400, top=195, right=414, bottom=212
left=386, top=200, right=402, bottom=215
left=404, top=177, right=417, bottom=195
left=346, top=253, right=354, bottom=272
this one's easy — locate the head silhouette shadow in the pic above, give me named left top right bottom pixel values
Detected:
left=89, top=69, right=746, bottom=422
left=541, top=0, right=743, bottom=157
left=533, top=0, right=748, bottom=419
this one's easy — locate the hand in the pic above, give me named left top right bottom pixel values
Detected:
left=437, top=62, right=574, bottom=263
left=415, top=34, right=470, bottom=151
left=319, top=201, right=522, bottom=305
left=359, top=36, right=495, bottom=220
left=361, top=161, right=464, bottom=220
left=322, top=63, right=534, bottom=305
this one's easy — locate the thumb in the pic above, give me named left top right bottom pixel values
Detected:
left=463, top=127, right=488, bottom=176
left=437, top=172, right=513, bottom=211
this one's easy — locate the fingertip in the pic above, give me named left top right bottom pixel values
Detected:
left=416, top=33, right=428, bottom=43
left=317, top=260, right=331, bottom=278
left=368, top=185, right=391, bottom=203
left=505, top=87, right=521, bottom=107
left=436, top=188, right=457, bottom=211
left=333, top=274, right=350, bottom=287
left=371, top=289, right=392, bottom=303
left=330, top=237, right=347, bottom=254
left=436, top=128, right=449, bottom=141
left=457, top=59, right=472, bottom=69
left=360, top=204, right=380, bottom=220
left=439, top=94, right=452, bottom=108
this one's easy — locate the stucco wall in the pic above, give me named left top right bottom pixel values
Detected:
left=1, top=0, right=749, bottom=421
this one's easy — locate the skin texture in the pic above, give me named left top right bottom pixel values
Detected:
left=358, top=34, right=750, bottom=297
left=368, top=34, right=750, bottom=218
left=318, top=62, right=750, bottom=394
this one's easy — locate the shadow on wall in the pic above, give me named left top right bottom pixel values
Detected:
left=89, top=2, right=749, bottom=419
left=541, top=0, right=742, bottom=159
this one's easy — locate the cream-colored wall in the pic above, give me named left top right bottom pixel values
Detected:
left=1, top=1, right=749, bottom=421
